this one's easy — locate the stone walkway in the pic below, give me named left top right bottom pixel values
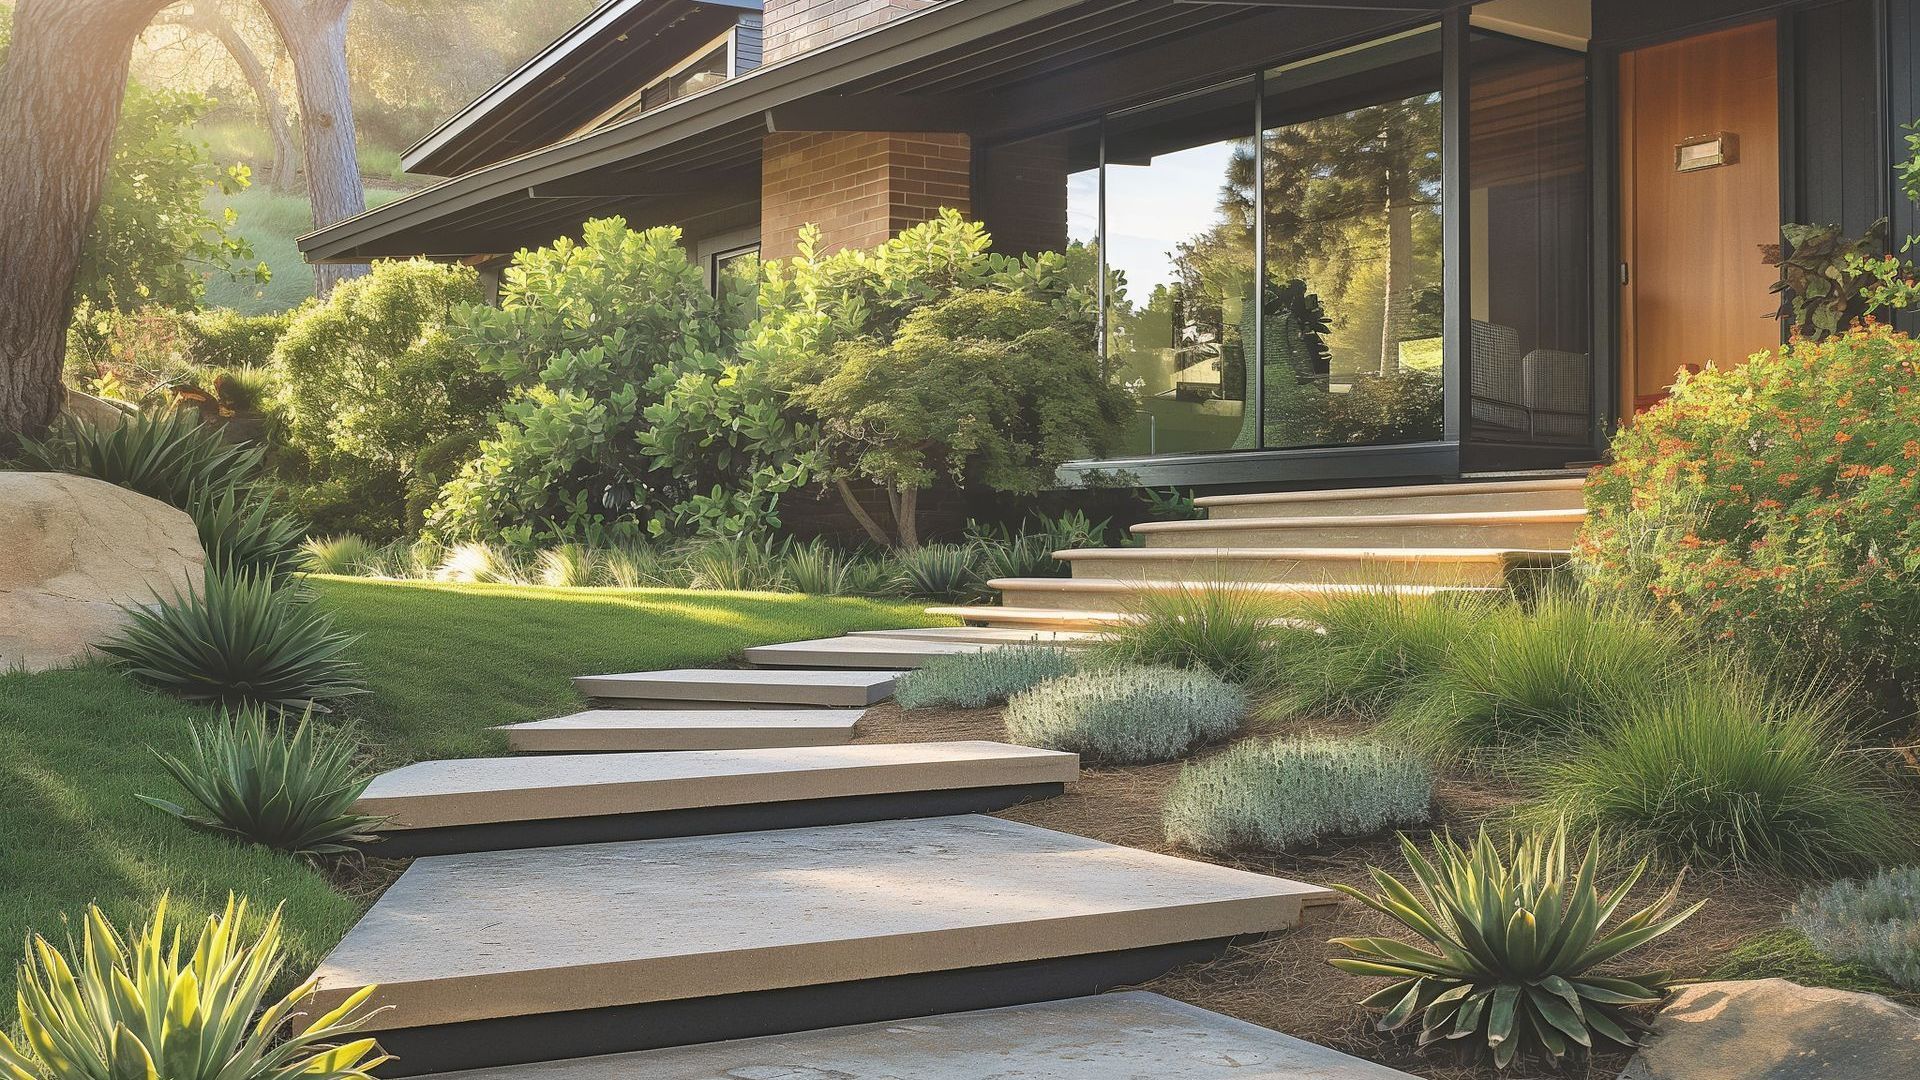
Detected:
left=312, top=628, right=1415, bottom=1079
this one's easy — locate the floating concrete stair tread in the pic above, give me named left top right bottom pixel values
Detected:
left=357, top=742, right=1078, bottom=829
left=496, top=709, right=864, bottom=752
left=1133, top=507, right=1585, bottom=534
left=307, top=814, right=1336, bottom=1032
left=1058, top=545, right=1551, bottom=562
left=742, top=635, right=999, bottom=669
left=410, top=992, right=1418, bottom=1079
left=1195, top=477, right=1584, bottom=509
left=574, top=668, right=902, bottom=706
left=920, top=604, right=1135, bottom=627
left=1058, top=547, right=1565, bottom=587
left=993, top=577, right=1486, bottom=596
left=847, top=626, right=1102, bottom=645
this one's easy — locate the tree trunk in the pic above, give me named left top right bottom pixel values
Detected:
left=1378, top=124, right=1414, bottom=377
left=894, top=484, right=920, bottom=552
left=0, top=0, right=173, bottom=446
left=171, top=3, right=299, bottom=193
left=835, top=478, right=894, bottom=549
left=259, top=0, right=367, bottom=294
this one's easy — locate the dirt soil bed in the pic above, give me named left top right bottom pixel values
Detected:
left=854, top=702, right=1805, bottom=1080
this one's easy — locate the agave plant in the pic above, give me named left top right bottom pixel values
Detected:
left=140, top=706, right=386, bottom=858
left=193, top=486, right=307, bottom=584
left=892, top=542, right=982, bottom=600
left=0, top=895, right=387, bottom=1080
left=1330, top=825, right=1703, bottom=1070
left=98, top=569, right=366, bottom=712
left=19, top=409, right=264, bottom=510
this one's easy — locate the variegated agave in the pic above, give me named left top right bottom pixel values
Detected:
left=0, top=895, right=386, bottom=1080
left=1330, top=825, right=1704, bottom=1070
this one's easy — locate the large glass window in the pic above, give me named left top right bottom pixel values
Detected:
left=1468, top=32, right=1591, bottom=446
left=1103, top=81, right=1256, bottom=456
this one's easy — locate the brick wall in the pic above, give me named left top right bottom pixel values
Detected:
left=974, top=131, right=1071, bottom=256
left=763, top=0, right=940, bottom=63
left=760, top=130, right=971, bottom=260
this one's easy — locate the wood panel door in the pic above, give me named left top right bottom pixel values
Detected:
left=1619, top=21, right=1781, bottom=412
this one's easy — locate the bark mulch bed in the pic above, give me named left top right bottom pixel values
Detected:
left=854, top=701, right=1807, bottom=1080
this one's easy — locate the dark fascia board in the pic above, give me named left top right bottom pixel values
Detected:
left=303, top=0, right=1101, bottom=261
left=402, top=0, right=762, bottom=176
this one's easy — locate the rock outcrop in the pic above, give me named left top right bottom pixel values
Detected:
left=1621, top=978, right=1920, bottom=1080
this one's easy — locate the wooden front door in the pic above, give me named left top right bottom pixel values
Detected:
left=1619, top=21, right=1782, bottom=412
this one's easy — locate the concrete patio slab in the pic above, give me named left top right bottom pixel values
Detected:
left=308, top=815, right=1337, bottom=1048
left=496, top=708, right=864, bottom=752
left=355, top=742, right=1078, bottom=855
left=742, top=635, right=998, bottom=669
left=848, top=626, right=1102, bottom=645
left=412, top=992, right=1418, bottom=1079
left=574, top=668, right=902, bottom=707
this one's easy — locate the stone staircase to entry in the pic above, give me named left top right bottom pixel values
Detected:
left=931, top=476, right=1587, bottom=628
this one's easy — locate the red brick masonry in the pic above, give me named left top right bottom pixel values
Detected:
left=761, top=131, right=972, bottom=260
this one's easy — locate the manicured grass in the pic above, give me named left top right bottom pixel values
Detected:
left=1, top=577, right=942, bottom=1011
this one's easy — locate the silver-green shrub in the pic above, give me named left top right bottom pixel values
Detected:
left=895, top=646, right=1078, bottom=710
left=1003, top=666, right=1244, bottom=764
left=1163, top=737, right=1431, bottom=853
left=1791, top=866, right=1920, bottom=989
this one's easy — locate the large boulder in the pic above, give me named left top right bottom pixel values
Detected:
left=1620, top=978, right=1920, bottom=1080
left=0, top=473, right=204, bottom=672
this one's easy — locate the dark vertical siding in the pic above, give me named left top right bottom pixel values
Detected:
left=1790, top=0, right=1886, bottom=233
left=735, top=13, right=765, bottom=72
left=1890, top=0, right=1919, bottom=331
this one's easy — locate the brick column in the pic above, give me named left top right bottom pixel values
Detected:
left=760, top=130, right=971, bottom=261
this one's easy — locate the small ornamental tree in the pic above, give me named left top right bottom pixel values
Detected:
left=1578, top=323, right=1920, bottom=709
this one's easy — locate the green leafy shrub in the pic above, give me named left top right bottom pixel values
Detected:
left=20, top=410, right=263, bottom=510
left=1389, top=593, right=1687, bottom=753
left=1332, top=826, right=1702, bottom=1070
left=275, top=258, right=500, bottom=537
left=1791, top=867, right=1920, bottom=989
left=1098, top=584, right=1279, bottom=687
left=895, top=647, right=1079, bottom=710
left=0, top=896, right=387, bottom=1080
left=1164, top=737, right=1432, bottom=854
left=892, top=542, right=983, bottom=600
left=1268, top=587, right=1497, bottom=721
left=1579, top=324, right=1920, bottom=709
left=140, top=706, right=385, bottom=857
left=1324, top=368, right=1445, bottom=444
left=302, top=533, right=377, bottom=575
left=1533, top=674, right=1917, bottom=875
left=97, top=569, right=366, bottom=711
left=193, top=485, right=305, bottom=583
left=66, top=304, right=291, bottom=405
left=1004, top=666, right=1245, bottom=765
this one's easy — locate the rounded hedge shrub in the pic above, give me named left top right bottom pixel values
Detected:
left=895, top=646, right=1078, bottom=710
left=1163, top=736, right=1431, bottom=854
left=1791, top=866, right=1920, bottom=989
left=1580, top=323, right=1920, bottom=707
left=1003, top=666, right=1244, bottom=765
left=1532, top=673, right=1917, bottom=875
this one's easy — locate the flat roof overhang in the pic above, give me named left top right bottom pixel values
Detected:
left=301, top=0, right=1467, bottom=264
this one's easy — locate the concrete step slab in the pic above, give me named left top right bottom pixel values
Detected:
left=920, top=603, right=1134, bottom=629
left=982, top=577, right=1497, bottom=615
left=409, top=992, right=1417, bottom=1079
left=355, top=742, right=1078, bottom=857
left=1197, top=477, right=1586, bottom=520
left=1059, top=547, right=1557, bottom=588
left=1134, top=507, right=1584, bottom=550
left=848, top=626, right=1102, bottom=646
left=497, top=708, right=864, bottom=753
left=742, top=635, right=999, bottom=669
left=575, top=668, right=902, bottom=707
left=306, top=815, right=1337, bottom=1075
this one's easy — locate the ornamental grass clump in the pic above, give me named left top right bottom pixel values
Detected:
left=891, top=542, right=983, bottom=601
left=0, top=896, right=387, bottom=1080
left=1791, top=866, right=1920, bottom=988
left=1267, top=586, right=1498, bottom=721
left=98, top=568, right=365, bottom=712
left=895, top=646, right=1079, bottom=710
left=1098, top=584, right=1282, bottom=688
left=1534, top=673, right=1918, bottom=875
left=1003, top=666, right=1245, bottom=765
left=140, top=705, right=386, bottom=858
left=1332, top=825, right=1702, bottom=1071
left=1164, top=737, right=1432, bottom=854
left=539, top=543, right=602, bottom=587
left=301, top=533, right=377, bottom=575
left=1389, top=592, right=1688, bottom=754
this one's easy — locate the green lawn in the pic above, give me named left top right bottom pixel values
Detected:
left=203, top=186, right=410, bottom=314
left=0, top=577, right=941, bottom=1009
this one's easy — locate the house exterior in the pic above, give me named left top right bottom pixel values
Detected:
left=299, top=0, right=1920, bottom=491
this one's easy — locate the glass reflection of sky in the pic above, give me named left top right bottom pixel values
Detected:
left=1072, top=142, right=1241, bottom=297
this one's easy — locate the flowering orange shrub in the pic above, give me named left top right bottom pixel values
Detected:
left=1578, top=324, right=1920, bottom=703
